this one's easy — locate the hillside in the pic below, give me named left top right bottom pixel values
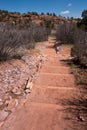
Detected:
left=0, top=10, right=76, bottom=27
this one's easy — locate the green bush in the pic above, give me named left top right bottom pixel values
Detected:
left=77, top=10, right=87, bottom=30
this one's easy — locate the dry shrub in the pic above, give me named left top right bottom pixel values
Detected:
left=56, top=22, right=76, bottom=44
left=71, top=29, right=87, bottom=67
left=0, top=22, right=49, bottom=61
left=56, top=22, right=87, bottom=67
left=56, top=21, right=87, bottom=87
left=31, top=23, right=49, bottom=42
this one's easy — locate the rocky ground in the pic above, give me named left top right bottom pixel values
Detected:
left=0, top=42, right=48, bottom=127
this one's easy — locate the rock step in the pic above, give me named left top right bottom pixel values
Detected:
left=47, top=55, right=70, bottom=59
left=34, top=85, right=76, bottom=89
left=28, top=86, right=80, bottom=105
left=44, top=60, right=68, bottom=66
left=1, top=102, right=78, bottom=130
left=34, top=73, right=75, bottom=87
left=41, top=66, right=70, bottom=74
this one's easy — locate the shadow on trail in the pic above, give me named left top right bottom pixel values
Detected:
left=60, top=98, right=87, bottom=108
left=56, top=95, right=87, bottom=125
left=60, top=59, right=73, bottom=65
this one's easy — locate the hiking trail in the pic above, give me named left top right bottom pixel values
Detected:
left=1, top=41, right=87, bottom=130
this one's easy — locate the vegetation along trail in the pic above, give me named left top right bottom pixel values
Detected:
left=1, top=41, right=87, bottom=130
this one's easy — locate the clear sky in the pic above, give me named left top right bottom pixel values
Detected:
left=0, top=0, right=87, bottom=18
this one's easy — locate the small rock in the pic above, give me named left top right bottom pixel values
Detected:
left=0, top=99, right=2, bottom=102
left=26, top=81, right=33, bottom=90
left=25, top=89, right=31, bottom=94
left=0, top=99, right=3, bottom=106
left=0, top=122, right=4, bottom=128
left=0, top=102, right=3, bottom=106
left=11, top=88, right=22, bottom=95
left=4, top=100, right=10, bottom=106
left=5, top=98, right=18, bottom=112
left=11, top=87, right=17, bottom=93
left=0, top=110, right=9, bottom=122
left=77, top=115, right=85, bottom=122
left=14, top=91, right=22, bottom=95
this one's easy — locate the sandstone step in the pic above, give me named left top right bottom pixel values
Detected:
left=1, top=102, right=80, bottom=130
left=34, top=73, right=75, bottom=87
left=28, top=86, right=80, bottom=105
left=41, top=66, right=70, bottom=74
left=44, top=61, right=64, bottom=66
left=34, top=85, right=76, bottom=90
left=44, top=60, right=68, bottom=66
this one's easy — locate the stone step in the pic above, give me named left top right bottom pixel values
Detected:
left=34, top=85, right=76, bottom=90
left=34, top=73, right=75, bottom=87
left=28, top=86, right=80, bottom=105
left=41, top=66, right=70, bottom=74
left=1, top=102, right=79, bottom=130
left=44, top=60, right=68, bottom=66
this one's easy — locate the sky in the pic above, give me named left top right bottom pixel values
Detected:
left=0, top=0, right=87, bottom=18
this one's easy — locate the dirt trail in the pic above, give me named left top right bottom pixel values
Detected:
left=1, top=42, right=87, bottom=130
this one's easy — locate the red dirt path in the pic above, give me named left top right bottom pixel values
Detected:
left=1, top=42, right=87, bottom=130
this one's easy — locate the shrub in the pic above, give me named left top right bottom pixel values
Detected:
left=82, top=10, right=87, bottom=19
left=30, top=23, right=49, bottom=42
left=77, top=10, right=87, bottom=30
left=71, top=29, right=87, bottom=67
left=44, top=20, right=54, bottom=29
left=77, top=18, right=87, bottom=30
left=0, top=24, right=35, bottom=61
left=0, top=22, right=49, bottom=61
left=56, top=21, right=87, bottom=67
left=56, top=22, right=76, bottom=44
